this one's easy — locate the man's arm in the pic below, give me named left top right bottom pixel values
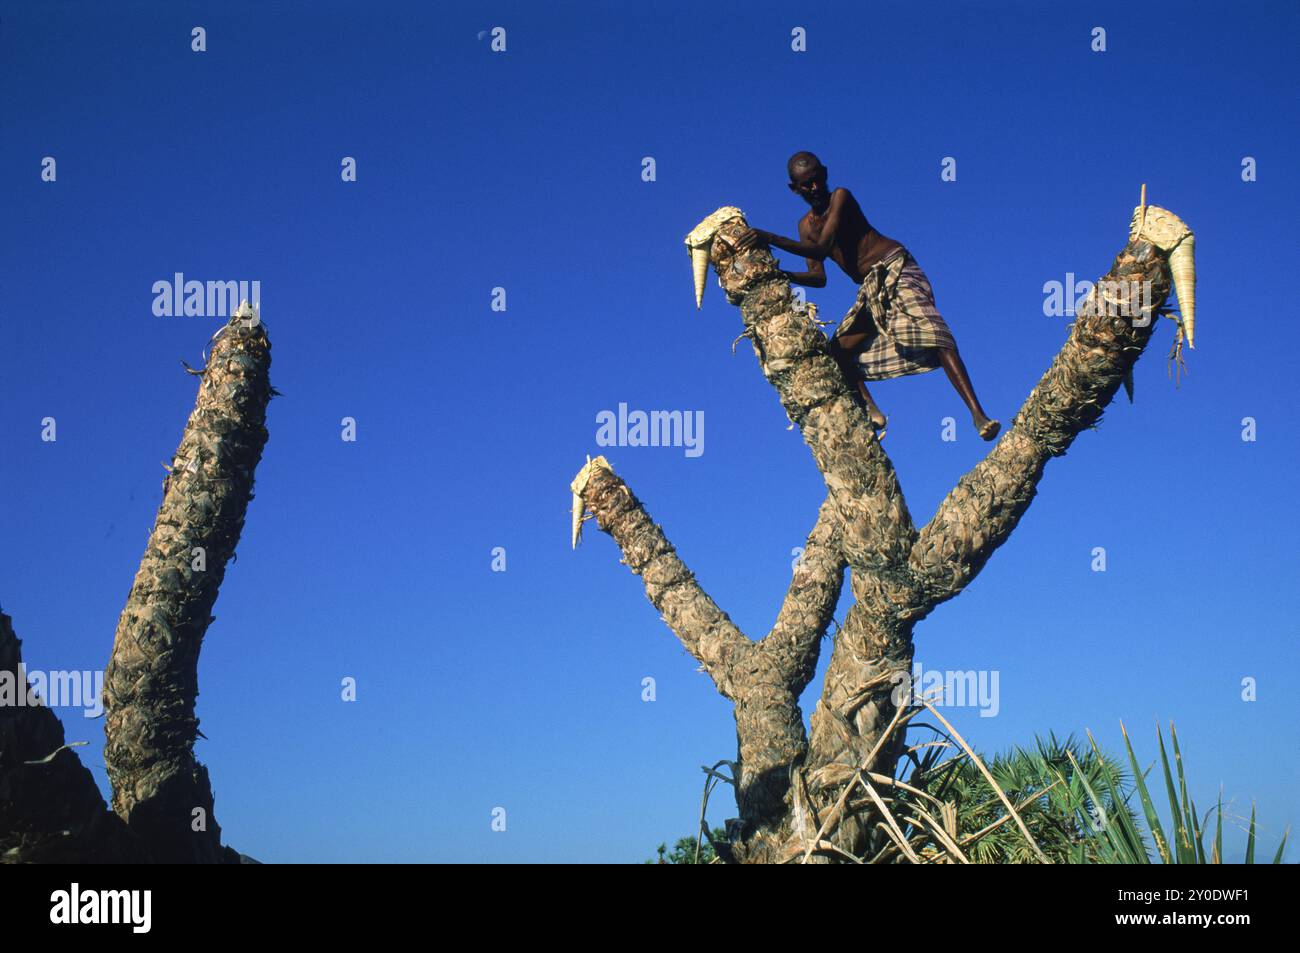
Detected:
left=739, top=188, right=849, bottom=261
left=784, top=216, right=827, bottom=287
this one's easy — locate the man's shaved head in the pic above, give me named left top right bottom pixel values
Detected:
left=787, top=151, right=825, bottom=180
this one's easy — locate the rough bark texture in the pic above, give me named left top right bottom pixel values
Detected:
left=0, top=611, right=146, bottom=863
left=101, top=313, right=272, bottom=864
left=574, top=208, right=1178, bottom=862
left=909, top=241, right=1172, bottom=605
left=579, top=467, right=847, bottom=861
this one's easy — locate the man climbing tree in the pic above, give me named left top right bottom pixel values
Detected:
left=737, top=151, right=1000, bottom=440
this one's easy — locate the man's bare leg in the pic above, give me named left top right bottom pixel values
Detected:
left=937, top=347, right=1000, bottom=440
left=856, top=380, right=888, bottom=431
left=829, top=334, right=887, bottom=430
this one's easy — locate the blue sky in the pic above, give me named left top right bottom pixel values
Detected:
left=1, top=0, right=1296, bottom=863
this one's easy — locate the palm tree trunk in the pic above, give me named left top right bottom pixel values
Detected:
left=102, top=311, right=272, bottom=863
left=572, top=464, right=846, bottom=862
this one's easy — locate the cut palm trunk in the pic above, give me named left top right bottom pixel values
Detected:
left=103, top=306, right=272, bottom=864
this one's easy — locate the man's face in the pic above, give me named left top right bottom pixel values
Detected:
left=789, top=166, right=829, bottom=210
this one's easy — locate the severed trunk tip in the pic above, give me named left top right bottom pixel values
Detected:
left=231, top=299, right=260, bottom=325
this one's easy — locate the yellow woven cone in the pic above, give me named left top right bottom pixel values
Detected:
left=691, top=246, right=711, bottom=309
left=684, top=206, right=745, bottom=310
left=1168, top=236, right=1196, bottom=349
left=569, top=455, right=611, bottom=548
left=1127, top=203, right=1196, bottom=351
left=570, top=490, right=583, bottom=549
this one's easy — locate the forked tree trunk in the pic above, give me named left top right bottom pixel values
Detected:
left=573, top=205, right=1181, bottom=863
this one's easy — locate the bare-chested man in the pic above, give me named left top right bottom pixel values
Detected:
left=737, top=151, right=1000, bottom=440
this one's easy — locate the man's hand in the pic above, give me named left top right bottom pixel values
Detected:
left=734, top=227, right=772, bottom=251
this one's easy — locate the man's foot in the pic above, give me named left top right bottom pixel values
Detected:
left=865, top=406, right=888, bottom=440
left=975, top=416, right=1001, bottom=441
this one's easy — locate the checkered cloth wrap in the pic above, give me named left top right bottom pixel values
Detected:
left=834, top=247, right=957, bottom=381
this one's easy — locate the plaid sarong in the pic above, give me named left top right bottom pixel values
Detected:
left=834, top=247, right=957, bottom=381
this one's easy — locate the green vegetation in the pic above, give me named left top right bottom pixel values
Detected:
left=651, top=721, right=1290, bottom=864
left=647, top=828, right=728, bottom=864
